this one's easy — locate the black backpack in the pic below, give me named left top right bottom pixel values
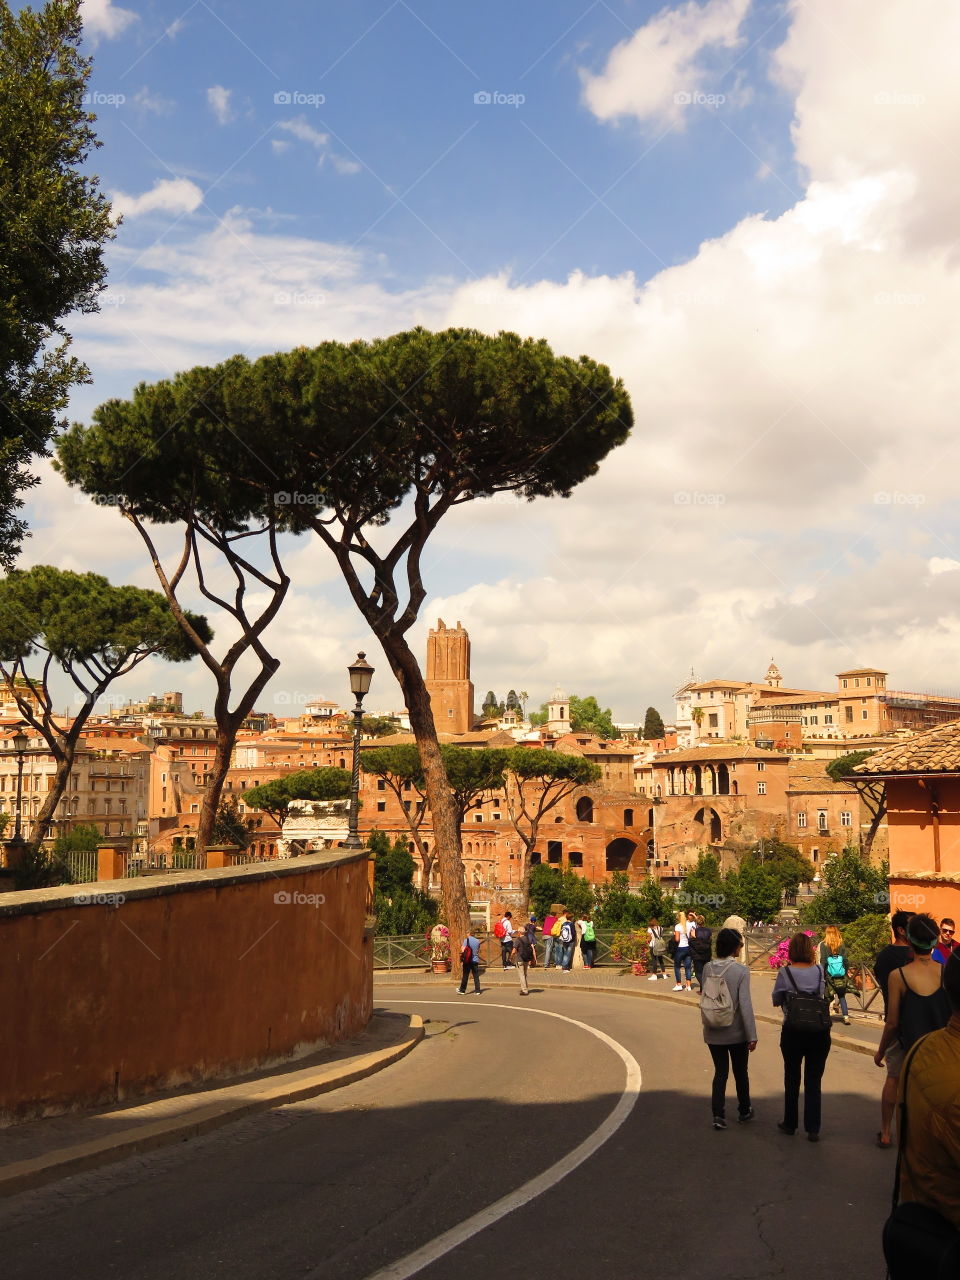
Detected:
left=515, top=935, right=534, bottom=962
left=782, top=965, right=832, bottom=1032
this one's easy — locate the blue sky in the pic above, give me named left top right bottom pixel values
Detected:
left=21, top=0, right=960, bottom=721
left=83, top=0, right=796, bottom=336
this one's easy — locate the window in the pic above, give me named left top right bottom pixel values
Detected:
left=547, top=840, right=562, bottom=864
left=854, top=678, right=860, bottom=687
left=842, top=679, right=848, bottom=689
left=845, top=706, right=854, bottom=723
left=757, top=781, right=766, bottom=795
left=797, top=812, right=807, bottom=828
left=377, top=801, right=386, bottom=812
left=377, top=778, right=385, bottom=791
left=825, top=714, right=833, bottom=724
left=190, top=803, right=199, bottom=813
left=624, top=809, right=633, bottom=827
left=575, top=796, right=593, bottom=823
left=862, top=710, right=869, bottom=720
left=841, top=811, right=852, bottom=827
left=866, top=677, right=872, bottom=686
left=818, top=811, right=828, bottom=832
left=708, top=713, right=718, bottom=728
left=757, top=762, right=765, bottom=771
left=568, top=851, right=583, bottom=868
left=474, top=813, right=483, bottom=822
left=810, top=715, right=818, bottom=725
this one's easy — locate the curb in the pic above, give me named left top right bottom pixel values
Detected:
left=374, top=977, right=881, bottom=1058
left=0, top=1012, right=424, bottom=1199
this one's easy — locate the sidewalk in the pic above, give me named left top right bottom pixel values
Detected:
left=374, top=965, right=884, bottom=1054
left=0, top=1010, right=423, bottom=1198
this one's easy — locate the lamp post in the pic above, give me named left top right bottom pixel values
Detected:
left=4, top=726, right=29, bottom=862
left=343, top=652, right=374, bottom=849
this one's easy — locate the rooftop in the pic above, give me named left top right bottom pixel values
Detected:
left=854, top=720, right=960, bottom=776
left=652, top=744, right=786, bottom=764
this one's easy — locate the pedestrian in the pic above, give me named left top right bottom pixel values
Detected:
left=457, top=930, right=482, bottom=994
left=558, top=911, right=576, bottom=971
left=579, top=913, right=597, bottom=969
left=874, top=909, right=914, bottom=1148
left=933, top=917, right=958, bottom=965
left=497, top=911, right=515, bottom=969
left=819, top=925, right=852, bottom=1026
left=722, top=913, right=747, bottom=938
left=647, top=917, right=668, bottom=980
left=525, top=915, right=539, bottom=966
left=690, top=913, right=713, bottom=992
left=772, top=931, right=832, bottom=1141
left=541, top=907, right=558, bottom=969
left=511, top=927, right=535, bottom=996
left=672, top=910, right=694, bottom=991
left=883, top=952, right=960, bottom=1279
left=701, top=927, right=758, bottom=1129
left=874, top=913, right=951, bottom=1145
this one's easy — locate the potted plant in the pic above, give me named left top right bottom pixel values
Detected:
left=429, top=923, right=451, bottom=973
left=611, top=929, right=649, bottom=975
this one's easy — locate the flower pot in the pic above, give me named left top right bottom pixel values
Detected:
left=432, top=960, right=451, bottom=974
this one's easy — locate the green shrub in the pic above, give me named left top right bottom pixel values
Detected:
left=841, top=913, right=891, bottom=968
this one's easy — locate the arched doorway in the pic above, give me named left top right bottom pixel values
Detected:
left=576, top=796, right=594, bottom=822
left=694, top=807, right=722, bottom=843
left=605, top=837, right=637, bottom=872
left=716, top=763, right=730, bottom=795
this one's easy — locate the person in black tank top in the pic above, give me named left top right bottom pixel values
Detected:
left=876, top=914, right=951, bottom=1080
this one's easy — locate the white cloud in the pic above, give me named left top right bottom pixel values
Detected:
left=277, top=116, right=329, bottom=149
left=133, top=86, right=175, bottom=116
left=271, top=140, right=292, bottom=155
left=81, top=0, right=136, bottom=42
left=110, top=178, right=205, bottom=220
left=581, top=0, right=751, bottom=128
left=165, top=17, right=186, bottom=39
left=206, top=85, right=234, bottom=126
left=330, top=155, right=363, bottom=176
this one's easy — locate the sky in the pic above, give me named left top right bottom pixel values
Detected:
left=18, top=0, right=960, bottom=725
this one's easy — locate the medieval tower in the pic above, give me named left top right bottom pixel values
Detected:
left=425, top=619, right=475, bottom=734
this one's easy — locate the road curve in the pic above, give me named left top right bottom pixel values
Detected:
left=0, top=987, right=892, bottom=1280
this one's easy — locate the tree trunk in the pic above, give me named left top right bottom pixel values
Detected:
left=381, top=632, right=471, bottom=971
left=27, top=748, right=71, bottom=854
left=196, top=721, right=239, bottom=855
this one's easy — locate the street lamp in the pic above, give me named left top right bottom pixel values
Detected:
left=343, top=652, right=374, bottom=849
left=4, top=726, right=29, bottom=859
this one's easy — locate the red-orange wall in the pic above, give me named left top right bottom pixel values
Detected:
left=885, top=776, right=960, bottom=924
left=0, top=851, right=372, bottom=1123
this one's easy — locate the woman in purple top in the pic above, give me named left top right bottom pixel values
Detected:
left=772, top=932, right=831, bottom=1141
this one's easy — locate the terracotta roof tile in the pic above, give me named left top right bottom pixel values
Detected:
left=854, top=720, right=960, bottom=775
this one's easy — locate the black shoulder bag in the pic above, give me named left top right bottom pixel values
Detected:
left=782, top=965, right=832, bottom=1032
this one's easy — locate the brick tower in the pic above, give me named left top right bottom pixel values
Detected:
left=425, top=619, right=475, bottom=734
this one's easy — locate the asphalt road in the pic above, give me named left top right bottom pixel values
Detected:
left=0, top=987, right=894, bottom=1280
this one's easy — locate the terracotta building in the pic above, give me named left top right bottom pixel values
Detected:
left=425, top=619, right=475, bottom=734
left=855, top=723, right=960, bottom=924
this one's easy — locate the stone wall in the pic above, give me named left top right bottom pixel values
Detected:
left=0, top=850, right=373, bottom=1124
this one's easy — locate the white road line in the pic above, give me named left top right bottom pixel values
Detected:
left=353, top=1000, right=643, bottom=1280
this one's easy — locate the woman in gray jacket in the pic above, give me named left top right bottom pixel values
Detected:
left=701, top=927, right=757, bottom=1129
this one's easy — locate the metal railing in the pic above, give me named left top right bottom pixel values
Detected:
left=374, top=930, right=623, bottom=970
left=62, top=849, right=98, bottom=884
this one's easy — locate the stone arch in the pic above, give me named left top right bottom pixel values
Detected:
left=575, top=795, right=594, bottom=823
left=605, top=836, right=637, bottom=872
left=716, top=762, right=730, bottom=795
left=694, top=806, right=722, bottom=843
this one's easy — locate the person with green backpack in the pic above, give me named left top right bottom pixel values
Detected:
left=578, top=913, right=597, bottom=969
left=819, top=925, right=852, bottom=1026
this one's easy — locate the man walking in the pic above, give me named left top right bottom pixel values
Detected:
left=541, top=908, right=558, bottom=969
left=511, top=928, right=535, bottom=995
left=933, top=918, right=957, bottom=965
left=558, top=912, right=576, bottom=971
left=457, top=931, right=482, bottom=995
left=498, top=911, right=515, bottom=969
